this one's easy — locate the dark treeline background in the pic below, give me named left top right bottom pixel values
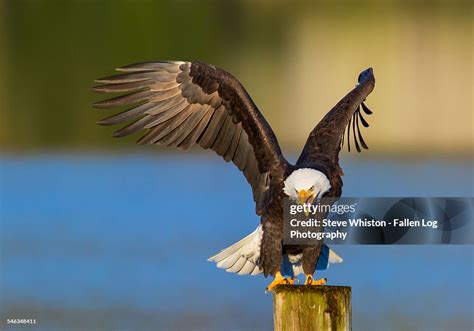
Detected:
left=0, top=0, right=472, bottom=155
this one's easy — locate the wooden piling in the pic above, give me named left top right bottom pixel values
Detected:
left=273, top=285, right=351, bottom=331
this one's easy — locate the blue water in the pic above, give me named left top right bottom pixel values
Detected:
left=0, top=153, right=473, bottom=330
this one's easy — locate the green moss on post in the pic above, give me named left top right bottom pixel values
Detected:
left=273, top=285, right=351, bottom=331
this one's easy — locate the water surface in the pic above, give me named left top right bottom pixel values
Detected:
left=1, top=154, right=472, bottom=330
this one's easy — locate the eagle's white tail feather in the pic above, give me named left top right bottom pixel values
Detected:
left=208, top=225, right=263, bottom=276
left=216, top=254, right=240, bottom=269
left=208, top=225, right=343, bottom=277
left=329, top=247, right=343, bottom=263
left=239, top=260, right=257, bottom=275
left=208, top=226, right=259, bottom=262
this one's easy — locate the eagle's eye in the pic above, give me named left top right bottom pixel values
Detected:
left=309, top=185, right=315, bottom=191
left=294, top=188, right=298, bottom=194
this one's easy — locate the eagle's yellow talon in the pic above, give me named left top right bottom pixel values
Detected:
left=304, top=275, right=327, bottom=286
left=265, top=272, right=294, bottom=291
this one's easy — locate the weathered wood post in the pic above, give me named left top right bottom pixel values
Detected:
left=273, top=285, right=351, bottom=331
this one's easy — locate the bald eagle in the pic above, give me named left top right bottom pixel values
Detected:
left=93, top=62, right=375, bottom=290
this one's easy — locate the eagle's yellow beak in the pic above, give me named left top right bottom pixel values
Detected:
left=298, top=190, right=315, bottom=216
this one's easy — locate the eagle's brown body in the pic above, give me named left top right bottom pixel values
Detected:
left=93, top=61, right=375, bottom=278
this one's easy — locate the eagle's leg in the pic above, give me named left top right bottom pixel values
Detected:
left=302, top=245, right=326, bottom=286
left=304, top=274, right=327, bottom=285
left=265, top=271, right=294, bottom=291
left=261, top=221, right=291, bottom=291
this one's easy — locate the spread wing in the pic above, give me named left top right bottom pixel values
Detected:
left=93, top=61, right=287, bottom=214
left=296, top=68, right=376, bottom=196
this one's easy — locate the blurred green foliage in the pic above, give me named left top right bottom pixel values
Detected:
left=0, top=0, right=472, bottom=153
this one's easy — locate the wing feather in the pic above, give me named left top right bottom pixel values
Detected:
left=296, top=68, right=375, bottom=197
left=94, top=61, right=287, bottom=213
left=144, top=98, right=189, bottom=128
left=168, top=104, right=210, bottom=147
left=144, top=94, right=185, bottom=115
left=117, top=61, right=183, bottom=73
left=149, top=105, right=196, bottom=145
left=213, top=115, right=235, bottom=156
left=96, top=71, right=159, bottom=84
left=233, top=133, right=250, bottom=171
left=148, top=87, right=182, bottom=102
left=198, top=105, right=227, bottom=149
left=224, top=123, right=242, bottom=162
left=93, top=90, right=155, bottom=108
left=178, top=106, right=214, bottom=150
left=112, top=115, right=155, bottom=138
left=297, top=68, right=375, bottom=163
left=154, top=105, right=198, bottom=146
left=93, top=79, right=156, bottom=93
left=97, top=103, right=156, bottom=126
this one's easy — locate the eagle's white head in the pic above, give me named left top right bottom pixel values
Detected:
left=283, top=168, right=331, bottom=205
